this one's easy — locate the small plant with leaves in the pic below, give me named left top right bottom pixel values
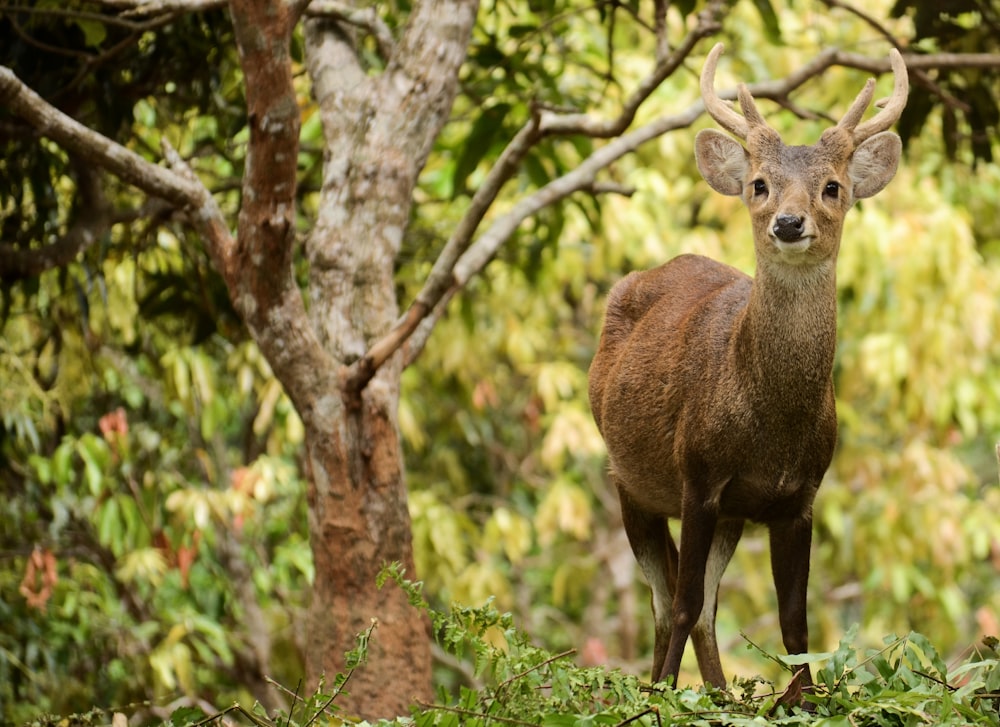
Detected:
left=795, top=627, right=1000, bottom=725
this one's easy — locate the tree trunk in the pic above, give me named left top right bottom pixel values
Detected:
left=292, top=1, right=478, bottom=717
left=302, top=363, right=429, bottom=718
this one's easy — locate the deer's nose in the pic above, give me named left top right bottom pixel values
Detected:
left=772, top=214, right=806, bottom=242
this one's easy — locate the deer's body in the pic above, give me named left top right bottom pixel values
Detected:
left=589, top=44, right=908, bottom=695
left=594, top=254, right=837, bottom=522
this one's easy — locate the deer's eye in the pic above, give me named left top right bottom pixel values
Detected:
left=823, top=181, right=841, bottom=199
left=752, top=179, right=768, bottom=197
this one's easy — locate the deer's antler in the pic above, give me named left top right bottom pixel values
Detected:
left=700, top=43, right=771, bottom=140
left=840, top=48, right=909, bottom=144
left=702, top=43, right=909, bottom=145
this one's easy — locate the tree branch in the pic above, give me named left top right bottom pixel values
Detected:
left=309, top=0, right=478, bottom=396
left=653, top=0, right=668, bottom=64
left=380, top=0, right=480, bottom=172
left=538, top=0, right=726, bottom=138
left=0, top=3, right=167, bottom=30
left=0, top=63, right=238, bottom=281
left=340, top=2, right=723, bottom=390
left=341, top=113, right=543, bottom=392
left=819, top=0, right=978, bottom=113
left=0, top=2, right=332, bottom=417
left=0, top=67, right=203, bottom=207
left=227, top=0, right=338, bottom=417
left=304, top=0, right=395, bottom=61
left=449, top=108, right=702, bottom=288
left=89, top=0, right=226, bottom=16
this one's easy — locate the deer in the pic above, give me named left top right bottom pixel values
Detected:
left=588, top=42, right=908, bottom=698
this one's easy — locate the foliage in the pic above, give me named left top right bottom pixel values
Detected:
left=25, top=572, right=1000, bottom=726
left=0, top=1, right=243, bottom=260
left=0, top=258, right=310, bottom=720
left=891, top=0, right=1000, bottom=163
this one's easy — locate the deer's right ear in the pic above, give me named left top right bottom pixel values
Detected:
left=695, top=129, right=750, bottom=196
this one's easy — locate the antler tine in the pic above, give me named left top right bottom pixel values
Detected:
left=845, top=48, right=909, bottom=144
left=836, top=78, right=876, bottom=132
left=701, top=43, right=750, bottom=139
left=737, top=84, right=767, bottom=130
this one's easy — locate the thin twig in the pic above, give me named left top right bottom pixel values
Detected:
left=412, top=701, right=538, bottom=726
left=740, top=632, right=798, bottom=673
left=538, top=0, right=726, bottom=137
left=835, top=634, right=908, bottom=692
left=188, top=703, right=274, bottom=727
left=616, top=706, right=663, bottom=726
left=0, top=3, right=159, bottom=29
left=495, top=648, right=577, bottom=695
left=285, top=680, right=301, bottom=727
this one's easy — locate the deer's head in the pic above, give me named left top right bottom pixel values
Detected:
left=694, top=44, right=908, bottom=271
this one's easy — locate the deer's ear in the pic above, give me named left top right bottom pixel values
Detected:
left=695, top=129, right=749, bottom=196
left=849, top=131, right=902, bottom=199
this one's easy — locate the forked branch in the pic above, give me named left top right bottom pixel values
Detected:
left=304, top=0, right=395, bottom=60
left=341, top=1, right=728, bottom=394
left=539, top=0, right=726, bottom=138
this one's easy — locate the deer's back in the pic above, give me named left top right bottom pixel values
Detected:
left=589, top=253, right=749, bottom=429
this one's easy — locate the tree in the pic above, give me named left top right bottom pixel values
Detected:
left=2, top=0, right=1000, bottom=718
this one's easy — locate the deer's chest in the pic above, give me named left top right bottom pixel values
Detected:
left=696, top=402, right=837, bottom=522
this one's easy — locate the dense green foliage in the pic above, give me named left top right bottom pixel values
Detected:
left=890, top=0, right=1000, bottom=161
left=2, top=0, right=1000, bottom=722
left=24, top=571, right=1000, bottom=726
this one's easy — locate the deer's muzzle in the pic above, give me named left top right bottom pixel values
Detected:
left=773, top=214, right=806, bottom=242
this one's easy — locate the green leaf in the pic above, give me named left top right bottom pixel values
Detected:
left=74, top=19, right=107, bottom=48
left=508, top=23, right=537, bottom=39
left=169, top=706, right=208, bottom=726
left=29, top=454, right=52, bottom=485
left=781, top=650, right=835, bottom=666
left=52, top=441, right=74, bottom=487
left=907, top=631, right=948, bottom=679
left=751, top=0, right=783, bottom=43
left=77, top=437, right=106, bottom=497
left=97, top=497, right=120, bottom=552
left=673, top=0, right=697, bottom=17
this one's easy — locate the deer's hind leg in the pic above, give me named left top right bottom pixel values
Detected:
left=691, top=518, right=745, bottom=688
left=617, top=488, right=678, bottom=684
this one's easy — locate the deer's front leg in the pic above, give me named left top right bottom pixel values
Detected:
left=769, top=516, right=815, bottom=692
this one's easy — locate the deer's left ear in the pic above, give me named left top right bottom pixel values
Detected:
left=849, top=131, right=902, bottom=199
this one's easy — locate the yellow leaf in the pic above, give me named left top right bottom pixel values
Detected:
left=484, top=507, right=533, bottom=564
left=534, top=479, right=592, bottom=546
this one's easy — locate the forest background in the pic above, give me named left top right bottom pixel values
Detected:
left=1, top=0, right=1000, bottom=722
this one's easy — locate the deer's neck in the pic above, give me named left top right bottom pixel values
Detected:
left=735, top=261, right=838, bottom=405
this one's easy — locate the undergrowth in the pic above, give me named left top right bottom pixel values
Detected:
left=23, top=565, right=1000, bottom=727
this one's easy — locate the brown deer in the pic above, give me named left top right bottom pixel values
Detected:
left=588, top=43, right=908, bottom=695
